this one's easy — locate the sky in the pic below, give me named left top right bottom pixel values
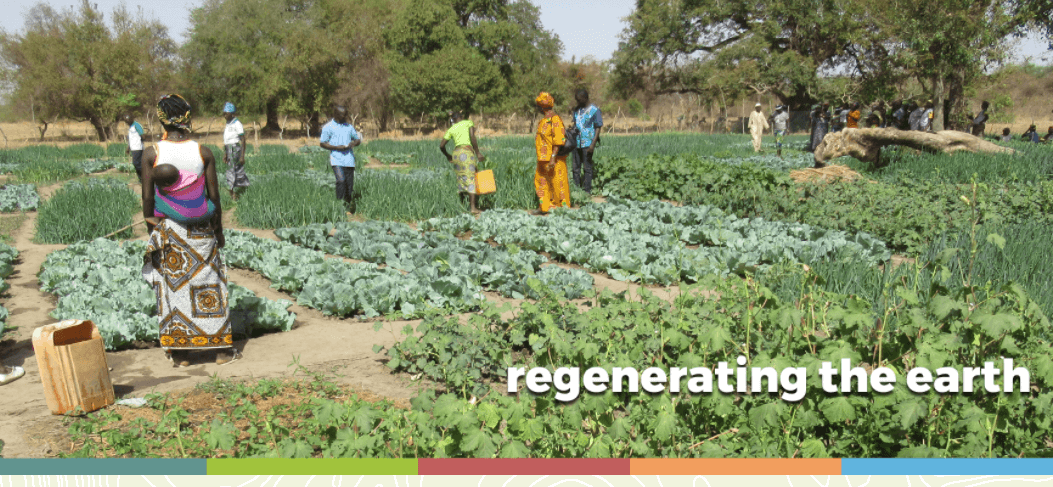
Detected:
left=0, top=0, right=1049, bottom=64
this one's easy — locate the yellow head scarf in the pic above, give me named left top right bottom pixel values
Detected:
left=535, top=92, right=554, bottom=110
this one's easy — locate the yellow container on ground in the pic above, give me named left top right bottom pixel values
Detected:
left=31, top=319, right=115, bottom=415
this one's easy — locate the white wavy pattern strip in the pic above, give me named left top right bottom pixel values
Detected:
left=0, top=477, right=1052, bottom=487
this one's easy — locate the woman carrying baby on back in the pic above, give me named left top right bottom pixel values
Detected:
left=141, top=94, right=240, bottom=368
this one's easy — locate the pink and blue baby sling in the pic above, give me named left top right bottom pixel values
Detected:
left=153, top=170, right=216, bottom=225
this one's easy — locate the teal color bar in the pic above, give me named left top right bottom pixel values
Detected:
left=0, top=459, right=207, bottom=475
left=843, top=459, right=1053, bottom=475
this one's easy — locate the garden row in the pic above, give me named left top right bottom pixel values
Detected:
left=225, top=223, right=594, bottom=318
left=65, top=234, right=1053, bottom=458
left=422, top=198, right=890, bottom=285
left=0, top=243, right=17, bottom=338
left=39, top=239, right=297, bottom=350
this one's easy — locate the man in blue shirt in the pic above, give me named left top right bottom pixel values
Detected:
left=320, top=105, right=362, bottom=209
left=570, top=89, right=603, bottom=193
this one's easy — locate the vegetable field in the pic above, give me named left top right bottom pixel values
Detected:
left=0, top=132, right=1051, bottom=460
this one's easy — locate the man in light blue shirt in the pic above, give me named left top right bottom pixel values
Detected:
left=320, top=105, right=362, bottom=208
left=571, top=88, right=603, bottom=193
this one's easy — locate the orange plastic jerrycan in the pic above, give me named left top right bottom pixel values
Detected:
left=32, top=319, right=115, bottom=415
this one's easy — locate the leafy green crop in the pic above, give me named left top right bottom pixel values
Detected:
left=423, top=198, right=889, bottom=285
left=0, top=184, right=40, bottom=212
left=0, top=242, right=17, bottom=338
left=39, top=239, right=296, bottom=350
left=35, top=178, right=140, bottom=244
left=223, top=230, right=487, bottom=318
left=379, top=240, right=1053, bottom=457
left=276, top=220, right=593, bottom=300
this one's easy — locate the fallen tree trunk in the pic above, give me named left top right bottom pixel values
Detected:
left=813, top=128, right=1015, bottom=167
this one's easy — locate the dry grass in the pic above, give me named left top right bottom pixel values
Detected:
left=789, top=164, right=868, bottom=184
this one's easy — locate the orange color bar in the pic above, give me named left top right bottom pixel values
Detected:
left=630, top=459, right=842, bottom=475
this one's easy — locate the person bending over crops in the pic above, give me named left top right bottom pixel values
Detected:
left=439, top=110, right=486, bottom=212
left=320, top=105, right=362, bottom=211
left=1042, top=126, right=1053, bottom=143
left=222, top=103, right=249, bottom=200
left=533, top=92, right=570, bottom=213
left=141, top=94, right=238, bottom=368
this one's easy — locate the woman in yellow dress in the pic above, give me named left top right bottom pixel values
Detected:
left=533, top=92, right=570, bottom=213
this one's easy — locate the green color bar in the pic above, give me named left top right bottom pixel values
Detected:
left=207, top=459, right=418, bottom=475
left=0, top=459, right=207, bottom=475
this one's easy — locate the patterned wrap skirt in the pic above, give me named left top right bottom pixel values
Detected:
left=225, top=144, right=250, bottom=190
left=451, top=145, right=477, bottom=194
left=143, top=218, right=232, bottom=350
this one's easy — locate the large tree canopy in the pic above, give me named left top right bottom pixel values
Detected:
left=0, top=0, right=176, bottom=141
left=610, top=0, right=865, bottom=110
left=386, top=0, right=566, bottom=117
left=612, top=0, right=1052, bottom=123
left=182, top=0, right=391, bottom=133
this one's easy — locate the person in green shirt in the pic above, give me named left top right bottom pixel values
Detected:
left=439, top=111, right=486, bottom=212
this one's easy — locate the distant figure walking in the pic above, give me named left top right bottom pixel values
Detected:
left=748, top=103, right=769, bottom=152
left=319, top=105, right=362, bottom=210
left=439, top=110, right=485, bottom=212
left=971, top=101, right=990, bottom=137
left=570, top=89, right=603, bottom=193
left=123, top=113, right=145, bottom=182
left=533, top=92, right=570, bottom=213
left=772, top=105, right=789, bottom=158
left=222, top=103, right=249, bottom=200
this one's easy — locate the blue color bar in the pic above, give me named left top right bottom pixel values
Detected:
left=843, top=459, right=1053, bottom=475
left=0, top=459, right=207, bottom=475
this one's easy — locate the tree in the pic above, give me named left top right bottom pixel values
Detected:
left=183, top=0, right=390, bottom=134
left=610, top=0, right=865, bottom=110
left=0, top=1, right=176, bottom=141
left=862, top=0, right=1050, bottom=131
left=385, top=0, right=566, bottom=117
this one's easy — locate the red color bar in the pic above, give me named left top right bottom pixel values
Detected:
left=631, top=459, right=842, bottom=475
left=418, top=458, right=631, bottom=475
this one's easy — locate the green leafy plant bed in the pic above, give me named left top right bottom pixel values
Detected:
left=0, top=184, right=40, bottom=212
left=222, top=230, right=486, bottom=318
left=0, top=242, right=17, bottom=338
left=234, top=176, right=346, bottom=229
left=353, top=169, right=466, bottom=221
left=34, top=178, right=139, bottom=243
left=61, top=248, right=1053, bottom=458
left=697, top=177, right=1053, bottom=256
left=276, top=221, right=593, bottom=301
left=39, top=239, right=296, bottom=350
left=423, top=198, right=890, bottom=285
